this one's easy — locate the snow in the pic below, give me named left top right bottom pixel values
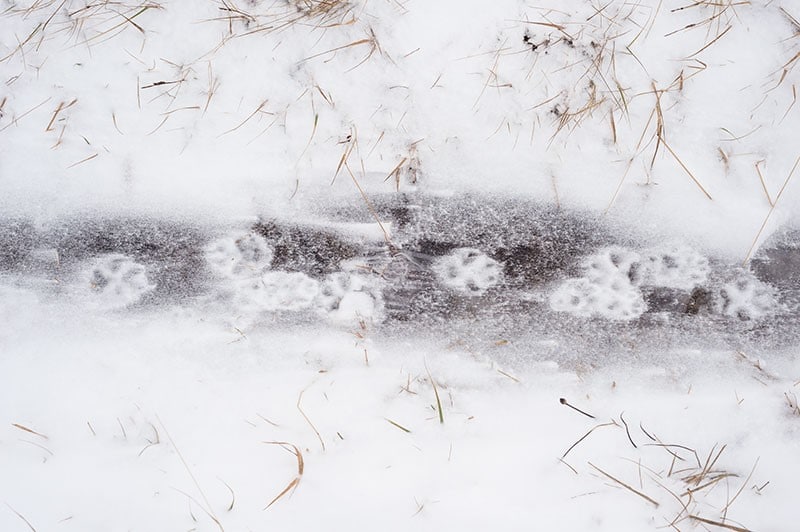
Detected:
left=1, top=0, right=799, bottom=530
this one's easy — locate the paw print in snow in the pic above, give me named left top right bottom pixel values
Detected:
left=317, top=268, right=383, bottom=323
left=717, top=274, right=777, bottom=320
left=637, top=245, right=709, bottom=290
left=317, top=272, right=352, bottom=312
left=206, top=232, right=273, bottom=278
left=88, top=254, right=154, bottom=308
left=550, top=247, right=646, bottom=320
left=582, top=245, right=709, bottom=290
left=433, top=248, right=502, bottom=296
left=584, top=247, right=641, bottom=285
left=549, top=276, right=645, bottom=320
left=234, top=271, right=319, bottom=312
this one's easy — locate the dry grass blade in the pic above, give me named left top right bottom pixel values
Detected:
left=263, top=441, right=304, bottom=509
left=588, top=462, right=660, bottom=507
left=173, top=487, right=225, bottom=531
left=645, top=473, right=692, bottom=527
left=332, top=128, right=357, bottom=183
left=297, top=113, right=319, bottom=161
left=664, top=7, right=730, bottom=38
left=689, top=515, right=752, bottom=532
left=156, top=415, right=223, bottom=532
left=19, top=439, right=53, bottom=456
left=297, top=388, right=325, bottom=452
left=619, top=412, right=637, bottom=448
left=779, top=84, right=796, bottom=124
left=383, top=157, right=407, bottom=187
left=561, top=422, right=617, bottom=460
left=218, top=100, right=270, bottom=137
left=45, top=99, right=77, bottom=132
left=12, top=423, right=48, bottom=439
left=754, top=160, right=774, bottom=206
left=559, top=398, right=596, bottom=419
left=66, top=153, right=99, bottom=169
left=743, top=154, right=800, bottom=264
left=781, top=7, right=800, bottom=32
left=721, top=458, right=758, bottom=518
left=79, top=4, right=157, bottom=47
left=425, top=364, right=444, bottom=424
left=220, top=479, right=235, bottom=511
left=0, top=97, right=53, bottom=133
left=496, top=368, right=520, bottom=382
left=653, top=82, right=667, bottom=158
left=344, top=161, right=394, bottom=246
left=685, top=24, right=732, bottom=58
left=299, top=38, right=372, bottom=64
left=385, top=418, right=412, bottom=433
left=4, top=503, right=36, bottom=532
left=685, top=443, right=726, bottom=486
left=683, top=472, right=737, bottom=495
left=661, top=139, right=713, bottom=200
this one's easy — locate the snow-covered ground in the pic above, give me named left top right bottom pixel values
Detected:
left=1, top=1, right=799, bottom=530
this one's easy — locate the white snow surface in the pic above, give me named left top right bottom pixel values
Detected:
left=2, top=1, right=800, bottom=531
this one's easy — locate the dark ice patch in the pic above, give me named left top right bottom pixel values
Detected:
left=252, top=219, right=361, bottom=276
left=751, top=228, right=800, bottom=295
left=9, top=218, right=208, bottom=302
left=0, top=219, right=36, bottom=270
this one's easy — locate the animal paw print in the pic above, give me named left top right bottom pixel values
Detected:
left=637, top=245, right=709, bottom=290
left=433, top=248, right=502, bottom=296
left=206, top=232, right=273, bottom=279
left=549, top=276, right=645, bottom=320
left=717, top=274, right=777, bottom=320
left=88, top=254, right=154, bottom=308
left=317, top=268, right=383, bottom=323
left=233, top=271, right=319, bottom=312
left=584, top=247, right=641, bottom=285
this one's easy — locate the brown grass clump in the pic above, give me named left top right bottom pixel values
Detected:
left=561, top=408, right=762, bottom=531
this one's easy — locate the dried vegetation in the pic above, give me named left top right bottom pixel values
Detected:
left=560, top=396, right=763, bottom=531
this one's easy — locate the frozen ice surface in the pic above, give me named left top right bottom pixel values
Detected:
left=432, top=247, right=503, bottom=296
left=87, top=254, right=154, bottom=308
